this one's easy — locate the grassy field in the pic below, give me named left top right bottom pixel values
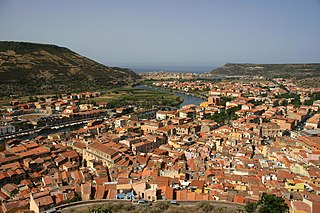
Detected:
left=296, top=77, right=320, bottom=88
left=90, top=87, right=183, bottom=108
left=0, top=98, right=12, bottom=106
left=0, top=94, right=57, bottom=106
left=0, top=87, right=183, bottom=109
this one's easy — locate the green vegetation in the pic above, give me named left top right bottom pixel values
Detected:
left=244, top=193, right=289, bottom=213
left=290, top=97, right=302, bottom=107
left=66, top=195, right=82, bottom=203
left=10, top=188, right=19, bottom=198
left=28, top=96, right=39, bottom=102
left=0, top=41, right=140, bottom=97
left=219, top=96, right=233, bottom=106
left=211, top=63, right=320, bottom=79
left=304, top=92, right=320, bottom=106
left=209, top=105, right=241, bottom=124
left=296, top=77, right=320, bottom=88
left=0, top=87, right=183, bottom=109
left=275, top=93, right=302, bottom=107
left=87, top=87, right=183, bottom=109
left=275, top=93, right=297, bottom=99
left=252, top=99, right=264, bottom=106
left=85, top=201, right=241, bottom=213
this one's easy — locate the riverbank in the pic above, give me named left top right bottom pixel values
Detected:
left=0, top=121, right=86, bottom=149
left=86, top=87, right=183, bottom=109
left=140, top=81, right=208, bottom=99
left=134, top=85, right=205, bottom=107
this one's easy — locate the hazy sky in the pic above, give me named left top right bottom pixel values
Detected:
left=0, top=0, right=319, bottom=66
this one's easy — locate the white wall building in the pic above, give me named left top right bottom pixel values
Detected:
left=0, top=125, right=15, bottom=135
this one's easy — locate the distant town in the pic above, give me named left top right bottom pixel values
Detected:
left=0, top=73, right=319, bottom=213
left=2, top=0, right=320, bottom=211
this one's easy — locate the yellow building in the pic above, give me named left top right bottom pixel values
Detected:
left=290, top=163, right=309, bottom=176
left=229, top=132, right=243, bottom=141
left=234, top=184, right=247, bottom=191
left=189, top=180, right=205, bottom=194
left=200, top=102, right=209, bottom=108
left=285, top=179, right=304, bottom=192
left=83, top=142, right=121, bottom=168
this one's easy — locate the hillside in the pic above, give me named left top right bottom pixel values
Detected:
left=210, top=63, right=320, bottom=78
left=0, top=41, right=140, bottom=96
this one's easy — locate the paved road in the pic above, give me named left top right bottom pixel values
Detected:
left=0, top=115, right=107, bottom=141
left=55, top=199, right=244, bottom=213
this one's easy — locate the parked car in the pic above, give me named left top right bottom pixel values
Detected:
left=136, top=200, right=152, bottom=206
left=170, top=200, right=179, bottom=205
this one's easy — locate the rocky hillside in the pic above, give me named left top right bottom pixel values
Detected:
left=210, top=63, right=320, bottom=78
left=0, top=41, right=140, bottom=96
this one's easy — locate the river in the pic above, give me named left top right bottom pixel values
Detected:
left=135, top=85, right=205, bottom=108
left=0, top=124, right=84, bottom=149
left=0, top=86, right=204, bottom=146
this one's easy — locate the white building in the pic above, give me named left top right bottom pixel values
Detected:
left=0, top=125, right=15, bottom=135
left=156, top=111, right=167, bottom=120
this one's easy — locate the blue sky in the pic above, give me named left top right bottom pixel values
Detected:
left=0, top=0, right=319, bottom=67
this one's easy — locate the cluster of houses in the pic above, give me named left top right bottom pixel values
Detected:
left=140, top=72, right=197, bottom=80
left=0, top=92, right=112, bottom=136
left=0, top=79, right=320, bottom=213
left=153, top=78, right=320, bottom=100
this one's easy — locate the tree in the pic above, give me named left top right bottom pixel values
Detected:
left=27, top=96, right=34, bottom=102
left=10, top=188, right=19, bottom=198
left=304, top=99, right=313, bottom=106
left=291, top=97, right=302, bottom=107
left=245, top=193, right=289, bottom=213
left=262, top=118, right=270, bottom=123
left=149, top=202, right=169, bottom=213
left=66, top=194, right=81, bottom=203
left=245, top=202, right=257, bottom=213
left=88, top=205, right=111, bottom=213
left=195, top=201, right=214, bottom=213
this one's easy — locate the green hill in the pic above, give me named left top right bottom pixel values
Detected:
left=0, top=41, right=140, bottom=96
left=210, top=63, right=320, bottom=78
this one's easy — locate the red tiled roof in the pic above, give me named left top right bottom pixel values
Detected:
left=234, top=195, right=246, bottom=203
left=95, top=185, right=107, bottom=199
left=34, top=195, right=54, bottom=207
left=89, top=142, right=118, bottom=156
left=291, top=201, right=311, bottom=213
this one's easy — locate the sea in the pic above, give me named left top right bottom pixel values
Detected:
left=126, top=65, right=218, bottom=73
